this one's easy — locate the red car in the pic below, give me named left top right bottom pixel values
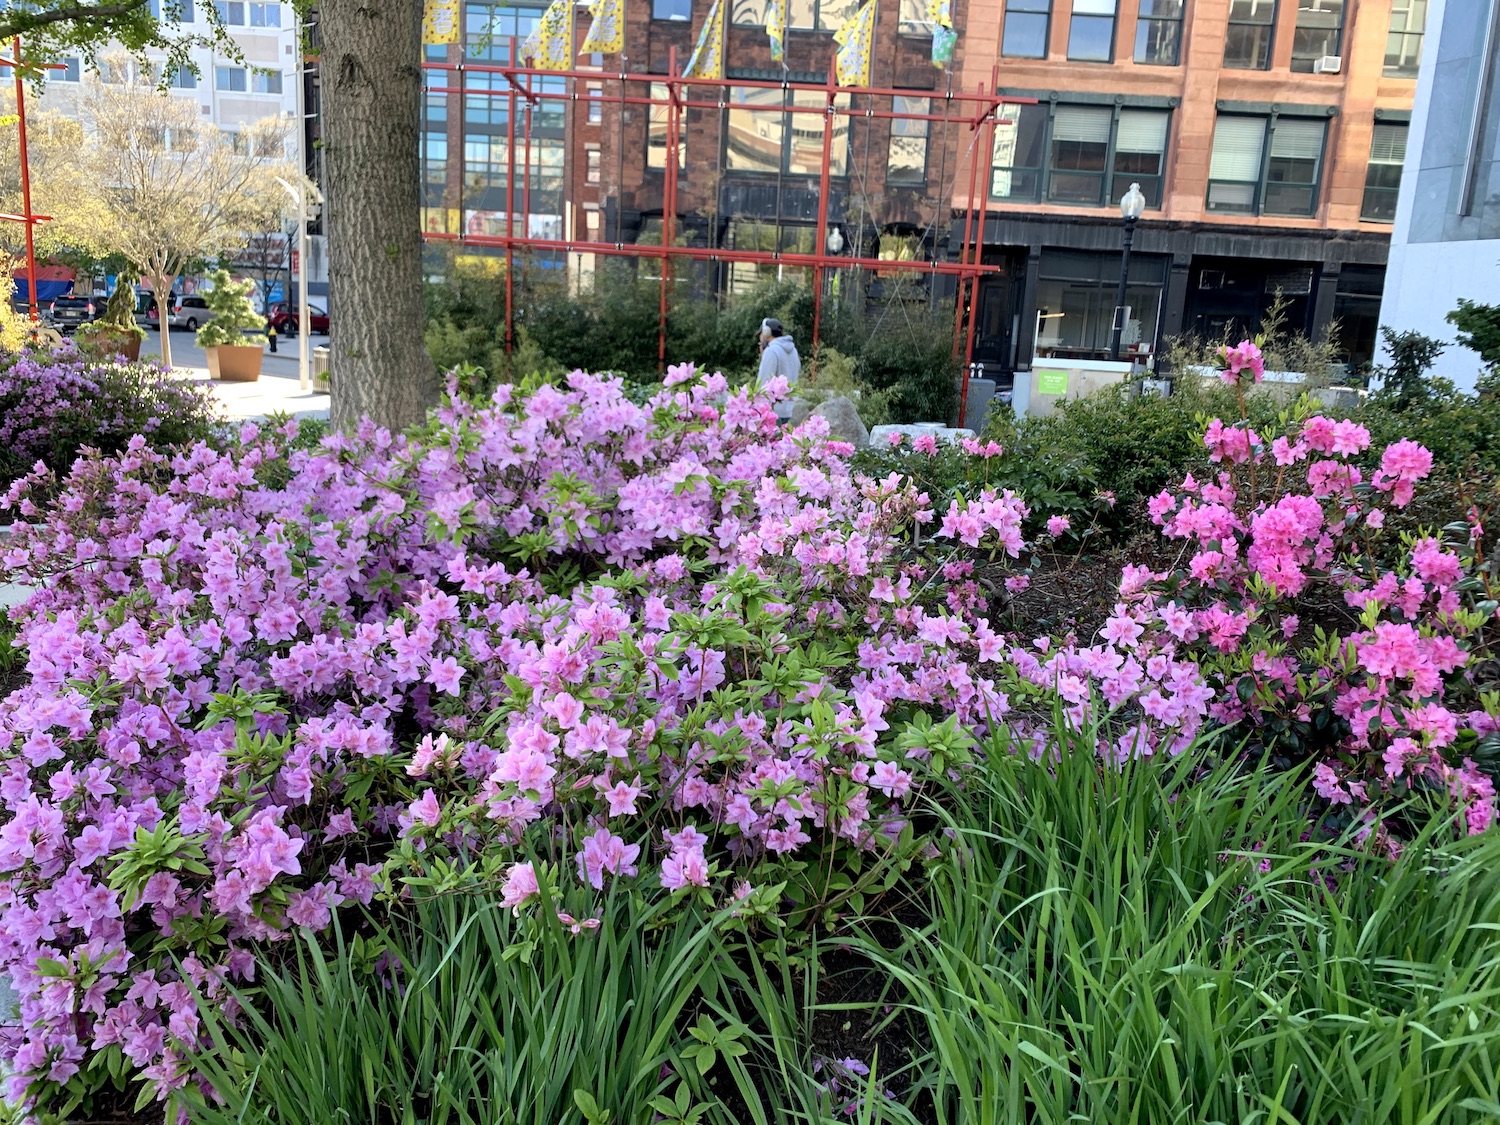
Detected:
left=268, top=303, right=329, bottom=336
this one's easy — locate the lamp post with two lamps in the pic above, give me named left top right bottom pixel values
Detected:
left=1109, top=182, right=1147, bottom=362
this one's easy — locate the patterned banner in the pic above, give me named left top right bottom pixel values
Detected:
left=928, top=0, right=955, bottom=67
left=766, top=0, right=788, bottom=64
left=834, top=0, right=875, bottom=86
left=421, top=0, right=461, bottom=45
left=520, top=0, right=574, bottom=70
left=683, top=0, right=725, bottom=79
left=580, top=0, right=624, bottom=55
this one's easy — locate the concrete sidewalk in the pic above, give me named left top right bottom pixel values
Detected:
left=142, top=333, right=332, bottom=423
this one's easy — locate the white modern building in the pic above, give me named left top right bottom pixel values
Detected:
left=18, top=1, right=328, bottom=307
left=1381, top=0, right=1500, bottom=391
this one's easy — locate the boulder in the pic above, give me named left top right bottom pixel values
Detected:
left=810, top=396, right=869, bottom=448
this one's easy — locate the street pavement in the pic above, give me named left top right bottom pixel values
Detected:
left=144, top=328, right=332, bottom=422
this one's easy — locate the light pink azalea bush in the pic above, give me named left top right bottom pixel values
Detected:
left=0, top=354, right=1493, bottom=1117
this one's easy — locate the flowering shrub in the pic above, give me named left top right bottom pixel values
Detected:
left=0, top=356, right=1494, bottom=1119
left=0, top=346, right=222, bottom=491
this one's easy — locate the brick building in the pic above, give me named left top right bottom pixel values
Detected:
left=418, top=0, right=1431, bottom=377
left=955, top=0, right=1426, bottom=378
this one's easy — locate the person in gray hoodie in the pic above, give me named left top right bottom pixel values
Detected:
left=756, top=318, right=800, bottom=421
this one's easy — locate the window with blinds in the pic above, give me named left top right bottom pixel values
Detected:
left=1363, top=121, right=1408, bottom=222
left=1207, top=116, right=1266, bottom=213
left=1048, top=106, right=1112, bottom=203
left=1207, top=113, right=1327, bottom=216
left=1264, top=118, right=1326, bottom=215
left=1112, top=109, right=1170, bottom=206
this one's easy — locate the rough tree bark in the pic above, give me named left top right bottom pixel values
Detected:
left=320, top=0, right=438, bottom=432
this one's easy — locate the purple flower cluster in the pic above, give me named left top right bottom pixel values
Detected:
left=0, top=346, right=221, bottom=490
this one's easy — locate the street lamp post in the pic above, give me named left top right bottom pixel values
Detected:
left=274, top=176, right=322, bottom=392
left=1110, top=182, right=1147, bottom=362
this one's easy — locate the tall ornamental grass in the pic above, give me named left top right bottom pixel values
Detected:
left=865, top=733, right=1500, bottom=1124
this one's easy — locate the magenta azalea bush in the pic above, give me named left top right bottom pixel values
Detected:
left=0, top=352, right=1494, bottom=1117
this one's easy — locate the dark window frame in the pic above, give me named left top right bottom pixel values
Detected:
left=722, top=84, right=853, bottom=177
left=1133, top=0, right=1184, bottom=65
left=886, top=94, right=931, bottom=186
left=1290, top=0, right=1344, bottom=73
left=1224, top=0, right=1277, bottom=70
left=1384, top=0, right=1426, bottom=78
left=1066, top=0, right=1117, bottom=63
left=730, top=0, right=857, bottom=33
left=1002, top=0, right=1051, bottom=59
left=1361, top=120, right=1407, bottom=222
left=1206, top=111, right=1330, bottom=218
left=991, top=101, right=1171, bottom=210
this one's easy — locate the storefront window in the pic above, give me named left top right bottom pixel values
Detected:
left=1032, top=251, right=1165, bottom=360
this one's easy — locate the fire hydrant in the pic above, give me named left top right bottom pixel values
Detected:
left=268, top=325, right=278, bottom=353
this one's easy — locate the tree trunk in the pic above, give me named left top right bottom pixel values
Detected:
left=320, top=0, right=438, bottom=433
left=149, top=267, right=174, bottom=370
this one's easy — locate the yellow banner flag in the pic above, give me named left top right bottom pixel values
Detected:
left=683, top=0, right=725, bottom=79
left=521, top=0, right=574, bottom=70
left=580, top=0, right=624, bottom=54
left=766, top=0, right=788, bottom=63
left=834, top=0, right=875, bottom=86
left=422, top=0, right=461, bottom=45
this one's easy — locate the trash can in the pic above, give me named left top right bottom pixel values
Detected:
left=312, top=345, right=330, bottom=393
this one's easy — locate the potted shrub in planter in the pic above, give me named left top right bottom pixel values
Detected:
left=74, top=277, right=147, bottom=362
left=196, top=270, right=266, bottom=382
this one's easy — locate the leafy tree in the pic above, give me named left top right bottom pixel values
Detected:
left=82, top=75, right=292, bottom=368
left=1, top=91, right=114, bottom=264
left=195, top=268, right=266, bottom=346
left=1446, top=298, right=1500, bottom=367
left=1374, top=326, right=1446, bottom=410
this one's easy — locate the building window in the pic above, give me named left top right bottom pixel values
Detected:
left=1068, top=0, right=1116, bottom=62
left=788, top=0, right=859, bottom=32
left=587, top=148, right=601, bottom=184
left=898, top=0, right=932, bottom=34
left=57, top=56, right=82, bottom=82
left=653, top=0, right=691, bottom=19
left=1291, top=0, right=1343, bottom=72
left=1362, top=122, right=1407, bottom=222
left=992, top=103, right=1169, bottom=208
left=1385, top=0, right=1426, bottom=78
left=1134, top=0, right=1183, bottom=65
left=214, top=0, right=246, bottom=23
left=182, top=0, right=196, bottom=20
left=215, top=65, right=247, bottom=91
left=647, top=82, right=685, bottom=169
left=727, top=220, right=815, bottom=292
left=1003, top=0, right=1050, bottom=59
left=887, top=96, right=930, bottom=185
left=249, top=2, right=281, bottom=26
left=169, top=64, right=197, bottom=88
left=1034, top=250, right=1166, bottom=360
left=1207, top=114, right=1327, bottom=217
left=252, top=69, right=282, bottom=94
left=1224, top=0, right=1275, bottom=69
left=587, top=84, right=602, bottom=123
left=726, top=86, right=851, bottom=176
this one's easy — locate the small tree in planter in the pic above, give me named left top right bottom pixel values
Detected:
left=74, top=275, right=147, bottom=362
left=196, top=270, right=266, bottom=382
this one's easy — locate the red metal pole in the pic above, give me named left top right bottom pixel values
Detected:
left=505, top=39, right=518, bottom=353
left=951, top=83, right=984, bottom=364
left=958, top=77, right=1000, bottom=428
left=13, top=38, right=39, bottom=322
left=522, top=70, right=533, bottom=302
left=810, top=59, right=836, bottom=373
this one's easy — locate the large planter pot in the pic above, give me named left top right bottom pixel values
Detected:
left=83, top=330, right=142, bottom=362
left=206, top=344, right=263, bottom=382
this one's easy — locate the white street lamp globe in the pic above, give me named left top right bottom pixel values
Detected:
left=826, top=226, right=845, bottom=255
left=1120, top=182, right=1147, bottom=221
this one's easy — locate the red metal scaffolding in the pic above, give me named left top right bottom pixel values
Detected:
left=421, top=44, right=1034, bottom=418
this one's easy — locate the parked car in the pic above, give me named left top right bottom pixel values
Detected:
left=167, top=295, right=215, bottom=332
left=135, top=292, right=176, bottom=330
left=268, top=303, right=329, bottom=336
left=47, top=295, right=100, bottom=334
